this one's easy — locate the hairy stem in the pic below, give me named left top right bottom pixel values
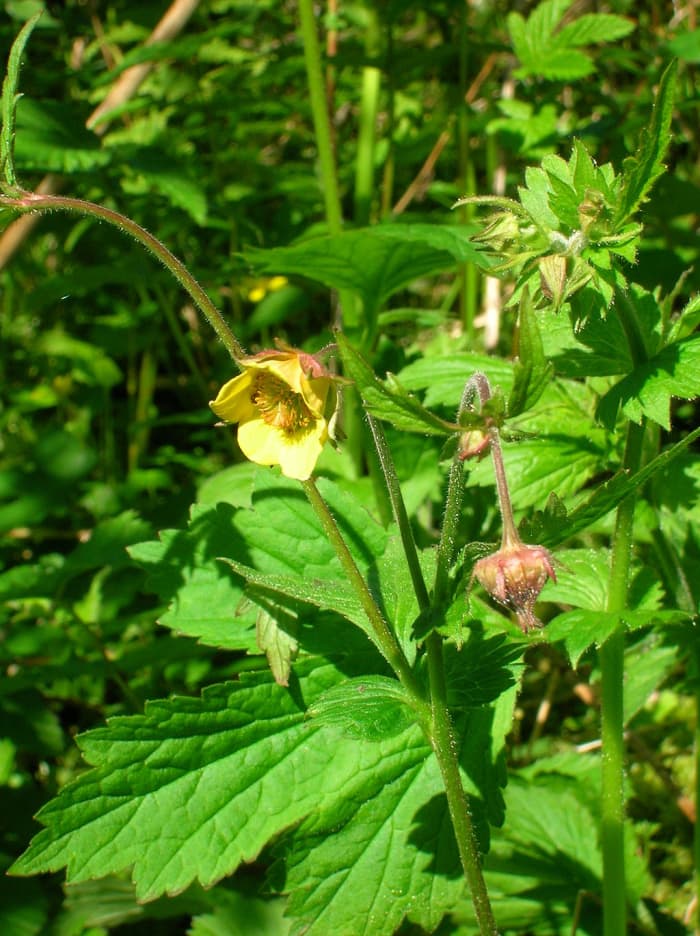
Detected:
left=301, top=477, right=421, bottom=697
left=600, top=419, right=646, bottom=936
left=426, top=375, right=499, bottom=935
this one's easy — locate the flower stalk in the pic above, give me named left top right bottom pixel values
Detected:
left=365, top=407, right=499, bottom=936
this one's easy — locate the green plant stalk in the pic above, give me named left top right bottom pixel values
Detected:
left=456, top=1, right=477, bottom=339
left=297, top=0, right=344, bottom=236
left=297, top=0, right=365, bottom=478
left=428, top=378, right=499, bottom=936
left=600, top=418, right=646, bottom=936
left=0, top=189, right=244, bottom=364
left=337, top=415, right=498, bottom=935
left=353, top=7, right=381, bottom=227
left=301, top=476, right=421, bottom=697
left=366, top=413, right=430, bottom=610
left=425, top=629, right=498, bottom=936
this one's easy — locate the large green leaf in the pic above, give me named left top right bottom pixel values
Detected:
left=244, top=224, right=484, bottom=327
left=597, top=334, right=700, bottom=430
left=279, top=689, right=515, bottom=936
left=131, top=472, right=389, bottom=654
left=9, top=662, right=374, bottom=899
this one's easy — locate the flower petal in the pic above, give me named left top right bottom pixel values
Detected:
left=237, top=417, right=328, bottom=481
left=210, top=372, right=255, bottom=424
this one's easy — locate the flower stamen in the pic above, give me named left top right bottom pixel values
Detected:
left=251, top=373, right=314, bottom=436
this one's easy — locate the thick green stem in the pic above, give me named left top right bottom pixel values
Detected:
left=353, top=7, right=381, bottom=227
left=301, top=477, right=421, bottom=697
left=600, top=419, right=646, bottom=936
left=426, top=630, right=499, bottom=936
left=456, top=1, right=477, bottom=338
left=297, top=0, right=344, bottom=236
left=1, top=189, right=244, bottom=363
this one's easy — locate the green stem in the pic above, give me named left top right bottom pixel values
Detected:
left=600, top=418, right=646, bottom=936
left=366, top=413, right=430, bottom=611
left=426, top=630, right=499, bottom=936
left=353, top=7, right=381, bottom=227
left=297, top=0, right=344, bottom=236
left=425, top=377, right=498, bottom=935
left=456, top=1, right=477, bottom=339
left=315, top=419, right=498, bottom=934
left=301, top=477, right=421, bottom=697
left=1, top=189, right=244, bottom=363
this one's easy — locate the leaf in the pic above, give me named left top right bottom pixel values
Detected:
left=188, top=888, right=290, bottom=936
left=245, top=224, right=484, bottom=330
left=508, top=289, right=554, bottom=417
left=307, top=676, right=416, bottom=740
left=336, top=332, right=456, bottom=435
left=537, top=426, right=700, bottom=548
left=597, top=334, right=700, bottom=430
left=132, top=473, right=389, bottom=655
left=129, top=505, right=258, bottom=652
left=1, top=10, right=42, bottom=186
left=466, top=433, right=605, bottom=511
left=615, top=60, right=678, bottom=225
left=555, top=14, right=634, bottom=47
left=256, top=604, right=298, bottom=687
left=278, top=690, right=515, bottom=936
left=507, top=0, right=631, bottom=81
left=397, top=353, right=515, bottom=409
left=9, top=662, right=393, bottom=900
left=546, top=608, right=687, bottom=668
left=14, top=99, right=110, bottom=173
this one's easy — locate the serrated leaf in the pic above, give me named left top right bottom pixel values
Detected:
left=555, top=14, right=634, bottom=47
left=539, top=426, right=700, bottom=548
left=307, top=676, right=416, bottom=739
left=279, top=690, right=515, bottom=936
left=397, top=353, right=514, bottom=409
left=1, top=10, right=42, bottom=185
left=129, top=504, right=258, bottom=652
left=466, top=433, right=604, bottom=511
left=615, top=60, right=678, bottom=225
left=547, top=608, right=688, bottom=668
left=245, top=225, right=484, bottom=330
left=508, top=290, right=554, bottom=417
left=10, top=662, right=395, bottom=900
left=336, top=332, right=456, bottom=435
left=597, top=334, right=700, bottom=430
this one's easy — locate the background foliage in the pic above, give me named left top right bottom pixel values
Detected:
left=1, top=1, right=699, bottom=934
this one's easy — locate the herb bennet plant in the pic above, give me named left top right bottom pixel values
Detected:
left=1, top=4, right=699, bottom=936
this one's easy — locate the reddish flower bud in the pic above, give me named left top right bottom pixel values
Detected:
left=458, top=429, right=490, bottom=461
left=473, top=542, right=556, bottom=634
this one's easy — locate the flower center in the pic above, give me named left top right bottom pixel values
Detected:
left=251, top=373, right=314, bottom=436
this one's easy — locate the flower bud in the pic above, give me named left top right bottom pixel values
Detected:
left=473, top=542, right=556, bottom=634
left=458, top=429, right=490, bottom=461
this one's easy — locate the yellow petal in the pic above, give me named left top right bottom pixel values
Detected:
left=251, top=354, right=306, bottom=396
left=237, top=417, right=327, bottom=481
left=210, top=371, right=255, bottom=424
left=277, top=421, right=328, bottom=480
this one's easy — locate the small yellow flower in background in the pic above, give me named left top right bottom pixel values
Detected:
left=210, top=346, right=339, bottom=481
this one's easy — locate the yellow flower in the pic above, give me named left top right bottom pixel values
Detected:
left=210, top=347, right=338, bottom=481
